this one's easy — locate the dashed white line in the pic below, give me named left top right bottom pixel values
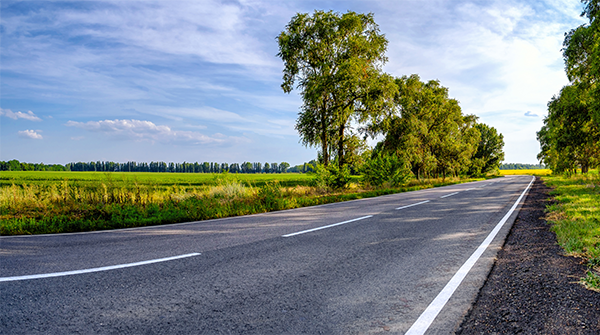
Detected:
left=396, top=200, right=430, bottom=210
left=0, top=253, right=201, bottom=282
left=405, top=176, right=535, bottom=335
left=440, top=192, right=459, bottom=198
left=282, top=215, right=373, bottom=237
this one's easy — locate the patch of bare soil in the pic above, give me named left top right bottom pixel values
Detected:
left=457, top=178, right=600, bottom=334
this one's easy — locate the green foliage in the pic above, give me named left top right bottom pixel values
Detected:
left=277, top=10, right=397, bottom=168
left=374, top=75, right=482, bottom=179
left=469, top=123, right=505, bottom=175
left=581, top=271, right=600, bottom=291
left=258, top=181, right=283, bottom=210
left=360, top=152, right=412, bottom=187
left=313, top=163, right=352, bottom=190
left=539, top=0, right=600, bottom=174
left=537, top=84, right=599, bottom=173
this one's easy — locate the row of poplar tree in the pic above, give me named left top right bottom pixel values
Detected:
left=67, top=161, right=291, bottom=174
left=277, top=10, right=505, bottom=180
left=537, top=0, right=600, bottom=174
left=0, top=159, right=293, bottom=174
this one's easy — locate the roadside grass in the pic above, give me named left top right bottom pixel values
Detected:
left=500, top=169, right=552, bottom=176
left=0, top=171, right=491, bottom=235
left=542, top=169, right=600, bottom=291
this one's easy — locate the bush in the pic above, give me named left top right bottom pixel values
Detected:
left=360, top=153, right=412, bottom=187
left=313, top=163, right=351, bottom=190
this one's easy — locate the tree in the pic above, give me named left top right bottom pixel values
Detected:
left=470, top=123, right=505, bottom=175
left=280, top=162, right=290, bottom=173
left=538, top=84, right=599, bottom=173
left=537, top=1, right=600, bottom=173
left=278, top=10, right=396, bottom=168
left=376, top=75, right=480, bottom=179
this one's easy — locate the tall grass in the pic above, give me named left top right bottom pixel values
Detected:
left=0, top=172, right=490, bottom=236
left=543, top=169, right=600, bottom=291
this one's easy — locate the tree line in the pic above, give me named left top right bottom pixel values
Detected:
left=0, top=159, right=292, bottom=174
left=499, top=163, right=546, bottom=170
left=278, top=11, right=505, bottom=181
left=0, top=160, right=69, bottom=172
left=537, top=0, right=600, bottom=174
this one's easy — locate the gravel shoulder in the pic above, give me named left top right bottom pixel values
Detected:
left=457, top=178, right=600, bottom=334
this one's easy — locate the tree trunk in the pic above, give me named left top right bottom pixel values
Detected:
left=320, top=108, right=329, bottom=167
left=338, top=123, right=345, bottom=168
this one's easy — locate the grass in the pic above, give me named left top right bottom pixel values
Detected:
left=499, top=169, right=553, bottom=176
left=0, top=171, right=491, bottom=236
left=542, top=169, right=600, bottom=291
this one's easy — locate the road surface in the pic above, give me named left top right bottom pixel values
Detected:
left=0, top=175, right=533, bottom=334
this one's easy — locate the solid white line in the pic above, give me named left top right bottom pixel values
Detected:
left=405, top=176, right=535, bottom=335
left=282, top=215, right=373, bottom=237
left=0, top=253, right=201, bottom=282
left=396, top=200, right=430, bottom=210
left=440, top=192, right=459, bottom=198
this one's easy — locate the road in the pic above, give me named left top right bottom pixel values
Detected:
left=1, top=175, right=533, bottom=334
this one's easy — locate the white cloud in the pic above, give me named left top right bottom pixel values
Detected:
left=65, top=119, right=231, bottom=144
left=18, top=130, right=43, bottom=139
left=0, top=108, right=42, bottom=121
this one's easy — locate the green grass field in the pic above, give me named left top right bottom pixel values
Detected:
left=0, top=171, right=315, bottom=188
left=542, top=170, right=600, bottom=291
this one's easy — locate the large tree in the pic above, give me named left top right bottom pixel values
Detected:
left=277, top=10, right=396, bottom=167
left=538, top=84, right=599, bottom=173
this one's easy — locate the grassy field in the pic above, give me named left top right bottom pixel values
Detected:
left=0, top=171, right=489, bottom=236
left=543, top=170, right=600, bottom=291
left=0, top=171, right=316, bottom=188
left=499, top=169, right=552, bottom=176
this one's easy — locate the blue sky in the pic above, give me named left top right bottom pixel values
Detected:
left=0, top=0, right=586, bottom=165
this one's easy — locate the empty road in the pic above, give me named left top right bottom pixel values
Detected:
left=1, top=175, right=533, bottom=334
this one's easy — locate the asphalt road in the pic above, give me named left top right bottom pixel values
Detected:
left=1, top=175, right=533, bottom=334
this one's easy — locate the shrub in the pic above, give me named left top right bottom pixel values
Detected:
left=313, top=163, right=351, bottom=190
left=360, top=153, right=412, bottom=187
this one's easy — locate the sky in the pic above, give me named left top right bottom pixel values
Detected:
left=0, top=0, right=588, bottom=166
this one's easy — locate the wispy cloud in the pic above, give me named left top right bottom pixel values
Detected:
left=524, top=111, right=539, bottom=117
left=65, top=119, right=235, bottom=144
left=0, top=108, right=42, bottom=121
left=18, top=129, right=43, bottom=139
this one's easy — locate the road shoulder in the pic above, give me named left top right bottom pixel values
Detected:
left=457, top=178, right=600, bottom=333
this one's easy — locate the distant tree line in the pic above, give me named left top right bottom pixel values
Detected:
left=0, top=160, right=69, bottom=171
left=537, top=0, right=599, bottom=173
left=499, top=163, right=546, bottom=170
left=0, top=159, right=293, bottom=174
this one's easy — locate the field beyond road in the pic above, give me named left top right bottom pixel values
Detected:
left=1, top=171, right=490, bottom=236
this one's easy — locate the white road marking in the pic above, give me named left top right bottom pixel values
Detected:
left=0, top=253, right=201, bottom=282
left=405, top=176, right=535, bottom=335
left=282, top=215, right=373, bottom=237
left=396, top=200, right=430, bottom=210
left=440, top=192, right=459, bottom=198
